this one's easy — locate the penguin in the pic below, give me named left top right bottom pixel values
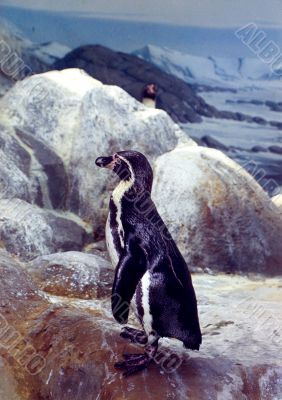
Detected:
left=95, top=150, right=201, bottom=376
left=141, top=83, right=157, bottom=108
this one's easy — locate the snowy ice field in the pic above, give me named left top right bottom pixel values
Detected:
left=135, top=45, right=282, bottom=194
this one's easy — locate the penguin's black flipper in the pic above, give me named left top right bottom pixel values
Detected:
left=112, top=238, right=146, bottom=324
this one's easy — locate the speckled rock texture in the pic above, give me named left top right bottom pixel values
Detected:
left=152, top=145, right=282, bottom=275
left=0, top=199, right=92, bottom=261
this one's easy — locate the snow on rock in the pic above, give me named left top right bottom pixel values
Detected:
left=0, top=199, right=93, bottom=261
left=0, top=17, right=42, bottom=96
left=0, top=17, right=32, bottom=56
left=134, top=44, right=281, bottom=85
left=0, top=68, right=193, bottom=227
left=29, top=42, right=71, bottom=65
left=0, top=17, right=71, bottom=96
left=152, top=145, right=282, bottom=274
left=27, top=251, right=113, bottom=299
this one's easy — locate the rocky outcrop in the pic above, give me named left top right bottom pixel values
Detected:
left=0, top=199, right=92, bottom=261
left=152, top=145, right=282, bottom=275
left=52, top=45, right=219, bottom=123
left=0, top=250, right=281, bottom=400
left=269, top=145, right=282, bottom=155
left=0, top=69, right=281, bottom=276
left=0, top=68, right=193, bottom=228
left=27, top=251, right=113, bottom=299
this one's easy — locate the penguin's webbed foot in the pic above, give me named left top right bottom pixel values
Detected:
left=114, top=353, right=150, bottom=377
left=120, top=326, right=148, bottom=345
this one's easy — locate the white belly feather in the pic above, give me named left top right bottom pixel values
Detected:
left=105, top=213, right=119, bottom=267
left=141, top=271, right=153, bottom=335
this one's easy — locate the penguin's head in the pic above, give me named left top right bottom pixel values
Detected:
left=95, top=150, right=153, bottom=193
left=142, top=83, right=157, bottom=100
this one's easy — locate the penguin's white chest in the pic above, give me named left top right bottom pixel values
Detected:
left=142, top=98, right=156, bottom=108
left=140, top=271, right=153, bottom=334
left=105, top=213, right=119, bottom=266
left=106, top=178, right=133, bottom=266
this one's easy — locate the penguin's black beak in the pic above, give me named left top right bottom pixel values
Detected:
left=95, top=156, right=112, bottom=168
left=95, top=154, right=120, bottom=169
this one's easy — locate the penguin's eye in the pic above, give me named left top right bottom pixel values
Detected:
left=113, top=153, right=121, bottom=165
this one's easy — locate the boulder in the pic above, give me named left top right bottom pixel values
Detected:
left=152, top=145, right=282, bottom=275
left=0, top=69, right=194, bottom=226
left=251, top=145, right=267, bottom=153
left=0, top=199, right=93, bottom=261
left=269, top=145, right=282, bottom=155
left=0, top=250, right=281, bottom=400
left=27, top=251, right=113, bottom=299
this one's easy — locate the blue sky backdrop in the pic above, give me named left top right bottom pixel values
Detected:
left=1, top=0, right=282, bottom=27
left=1, top=1, right=282, bottom=56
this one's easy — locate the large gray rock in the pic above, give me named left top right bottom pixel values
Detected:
left=0, top=68, right=194, bottom=227
left=27, top=251, right=113, bottom=299
left=152, top=144, right=282, bottom=275
left=0, top=199, right=93, bottom=261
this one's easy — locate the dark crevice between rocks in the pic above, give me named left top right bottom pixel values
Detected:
left=15, top=128, right=69, bottom=210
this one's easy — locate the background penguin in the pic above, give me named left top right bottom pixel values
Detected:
left=141, top=83, right=157, bottom=108
left=95, top=150, right=201, bottom=376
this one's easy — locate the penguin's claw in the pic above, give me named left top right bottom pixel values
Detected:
left=114, top=353, right=150, bottom=377
left=120, top=327, right=148, bottom=345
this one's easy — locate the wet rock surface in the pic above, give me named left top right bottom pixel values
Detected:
left=0, top=250, right=281, bottom=400
left=152, top=145, right=282, bottom=275
left=27, top=251, right=113, bottom=299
